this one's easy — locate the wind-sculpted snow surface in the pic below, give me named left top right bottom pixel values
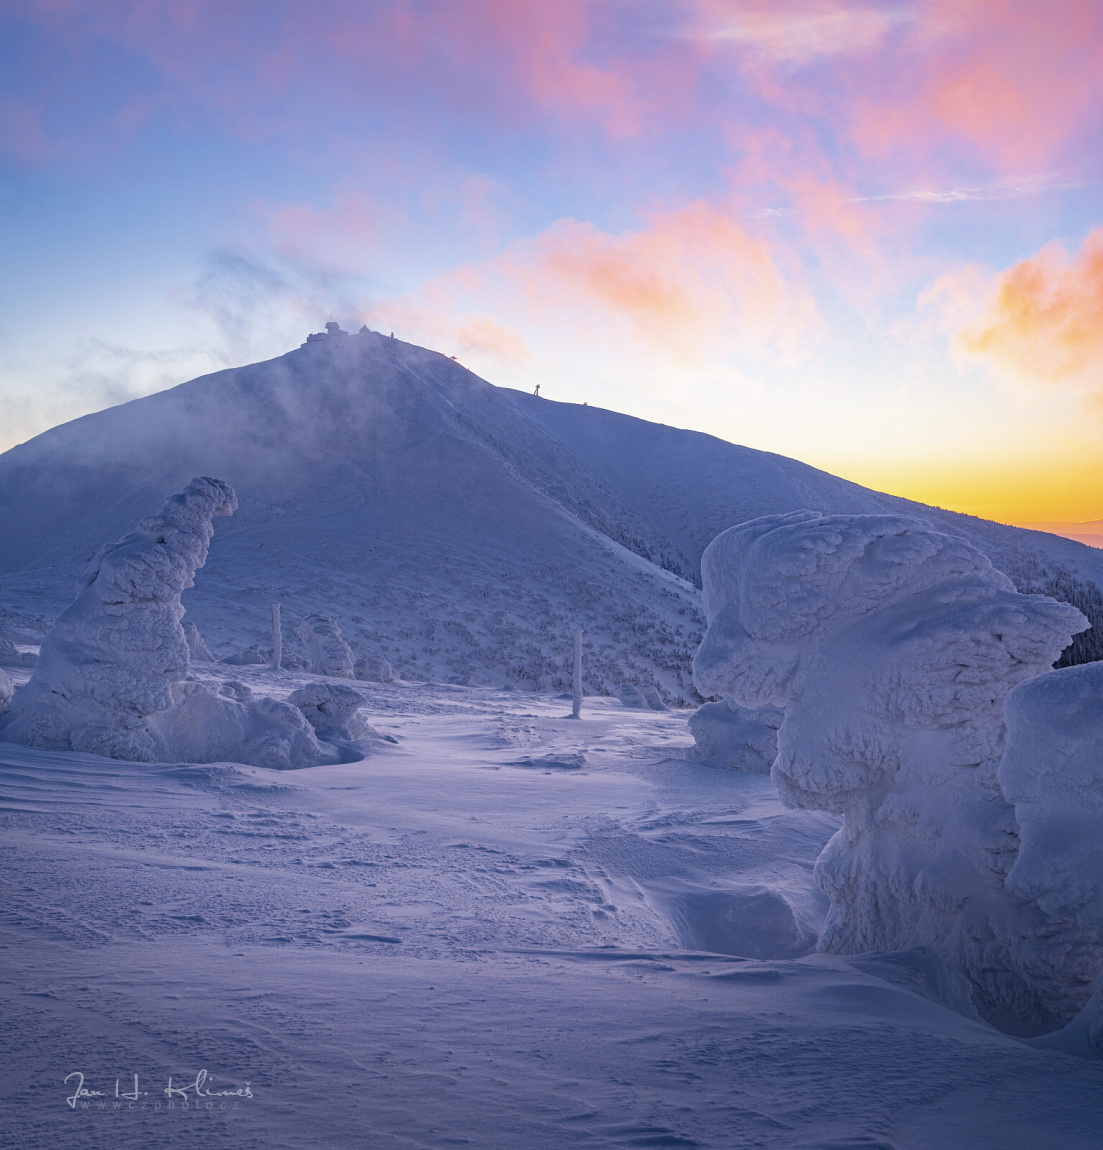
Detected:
left=0, top=478, right=336, bottom=769
left=693, top=511, right=1101, bottom=1033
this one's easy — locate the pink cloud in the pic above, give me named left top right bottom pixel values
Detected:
left=262, top=191, right=386, bottom=266
left=2, top=0, right=689, bottom=146
left=524, top=205, right=810, bottom=350
left=7, top=0, right=1102, bottom=188
left=695, top=0, right=1103, bottom=180
left=960, top=228, right=1103, bottom=388
left=845, top=0, right=1103, bottom=171
left=454, top=316, right=532, bottom=367
left=384, top=0, right=645, bottom=137
left=403, top=202, right=820, bottom=365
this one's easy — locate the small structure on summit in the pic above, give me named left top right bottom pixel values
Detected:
left=302, top=321, right=349, bottom=346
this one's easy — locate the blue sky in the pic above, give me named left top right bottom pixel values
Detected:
left=2, top=0, right=1102, bottom=522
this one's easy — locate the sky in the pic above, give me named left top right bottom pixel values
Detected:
left=1, top=0, right=1101, bottom=525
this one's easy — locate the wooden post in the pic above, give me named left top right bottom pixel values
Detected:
left=271, top=602, right=282, bottom=672
left=571, top=628, right=583, bottom=719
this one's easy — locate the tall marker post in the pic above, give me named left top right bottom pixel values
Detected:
left=571, top=628, right=583, bottom=719
left=271, top=603, right=283, bottom=672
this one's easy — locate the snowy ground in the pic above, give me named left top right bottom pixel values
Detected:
left=3, top=668, right=1102, bottom=1149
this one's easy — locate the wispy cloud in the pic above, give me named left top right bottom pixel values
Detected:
left=854, top=173, right=1091, bottom=204
left=682, top=2, right=911, bottom=63
left=0, top=338, right=223, bottom=453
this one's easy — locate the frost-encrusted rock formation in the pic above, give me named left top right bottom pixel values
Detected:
left=688, top=699, right=781, bottom=773
left=295, top=614, right=355, bottom=678
left=0, top=477, right=336, bottom=770
left=693, top=510, right=1100, bottom=1033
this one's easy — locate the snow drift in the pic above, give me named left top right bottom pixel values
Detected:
left=693, top=510, right=1102, bottom=1033
left=0, top=478, right=338, bottom=769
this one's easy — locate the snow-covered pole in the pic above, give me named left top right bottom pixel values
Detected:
left=571, top=628, right=583, bottom=719
left=271, top=602, right=282, bottom=672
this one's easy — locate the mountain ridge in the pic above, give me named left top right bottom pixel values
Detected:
left=1, top=328, right=1100, bottom=696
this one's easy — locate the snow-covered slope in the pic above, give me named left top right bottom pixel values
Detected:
left=0, top=328, right=1099, bottom=699
left=506, top=388, right=1103, bottom=591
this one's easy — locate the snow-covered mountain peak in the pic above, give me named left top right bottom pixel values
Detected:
left=0, top=331, right=1100, bottom=696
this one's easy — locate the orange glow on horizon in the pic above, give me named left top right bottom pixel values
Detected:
left=817, top=458, right=1103, bottom=527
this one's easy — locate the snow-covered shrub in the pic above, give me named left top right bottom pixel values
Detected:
left=688, top=699, right=781, bottom=773
left=0, top=668, right=13, bottom=715
left=221, top=644, right=269, bottom=666
left=288, top=682, right=376, bottom=741
left=354, top=652, right=393, bottom=683
left=150, top=679, right=332, bottom=769
left=693, top=511, right=1100, bottom=1033
left=183, top=622, right=214, bottom=661
left=613, top=683, right=650, bottom=710
left=295, top=613, right=355, bottom=677
left=613, top=682, right=669, bottom=711
left=641, top=684, right=669, bottom=711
